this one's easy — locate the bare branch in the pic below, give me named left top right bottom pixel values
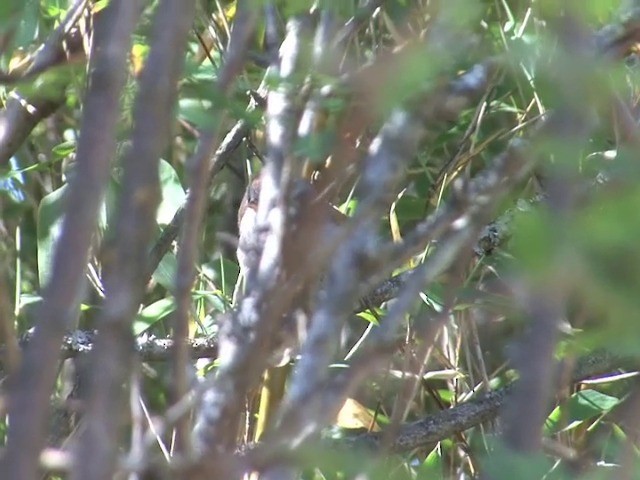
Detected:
left=261, top=140, right=534, bottom=470
left=332, top=0, right=385, bottom=48
left=0, top=0, right=89, bottom=166
left=171, top=0, right=256, bottom=456
left=276, top=59, right=499, bottom=450
left=499, top=11, right=605, bottom=455
left=0, top=2, right=140, bottom=478
left=192, top=14, right=313, bottom=464
left=352, top=350, right=625, bottom=453
left=71, top=1, right=196, bottom=479
left=244, top=349, right=624, bottom=467
left=17, top=329, right=217, bottom=360
left=0, top=93, right=67, bottom=167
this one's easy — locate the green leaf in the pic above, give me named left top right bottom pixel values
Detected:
left=157, top=159, right=185, bottom=226
left=37, top=185, right=67, bottom=286
left=178, top=97, right=215, bottom=129
left=356, top=310, right=379, bottom=325
left=207, top=257, right=239, bottom=299
left=193, top=289, right=228, bottom=314
left=416, top=445, right=443, bottom=479
left=482, top=442, right=553, bottom=480
left=134, top=297, right=175, bottom=335
left=51, top=140, right=75, bottom=159
left=152, top=251, right=177, bottom=292
left=545, top=389, right=622, bottom=435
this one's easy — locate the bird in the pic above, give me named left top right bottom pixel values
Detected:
left=235, top=175, right=373, bottom=439
left=235, top=174, right=349, bottom=353
left=236, top=175, right=346, bottom=282
left=236, top=175, right=262, bottom=282
left=235, top=174, right=352, bottom=439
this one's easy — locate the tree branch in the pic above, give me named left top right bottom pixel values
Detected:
left=72, top=1, right=196, bottom=479
left=171, top=0, right=256, bottom=456
left=0, top=2, right=140, bottom=478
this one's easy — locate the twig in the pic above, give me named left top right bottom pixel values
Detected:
left=241, top=349, right=625, bottom=466
left=260, top=136, right=534, bottom=472
left=16, top=329, right=218, bottom=361
left=253, top=14, right=503, bottom=477
left=0, top=0, right=88, bottom=86
left=332, top=0, right=385, bottom=48
left=0, top=2, right=141, bottom=478
left=345, top=350, right=625, bottom=453
left=71, top=1, right=196, bottom=479
left=145, top=101, right=260, bottom=281
left=500, top=10, right=609, bottom=455
left=171, top=0, right=256, bottom=457
left=191, top=15, right=313, bottom=468
left=0, top=0, right=89, bottom=166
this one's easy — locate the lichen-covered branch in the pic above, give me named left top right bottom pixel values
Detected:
left=171, top=0, right=256, bottom=456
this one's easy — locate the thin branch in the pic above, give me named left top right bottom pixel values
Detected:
left=0, top=0, right=89, bottom=166
left=171, top=0, right=256, bottom=456
left=348, top=350, right=625, bottom=453
left=0, top=0, right=88, bottom=86
left=192, top=14, right=313, bottom=466
left=17, top=329, right=218, bottom=360
left=0, top=2, right=140, bottom=479
left=332, top=0, right=385, bottom=48
left=145, top=96, right=263, bottom=281
left=500, top=10, right=607, bottom=455
left=242, top=349, right=625, bottom=468
left=71, top=1, right=196, bottom=479
left=4, top=350, right=624, bottom=480
left=259, top=139, right=534, bottom=474
left=279, top=58, right=499, bottom=444
left=0, top=93, right=67, bottom=167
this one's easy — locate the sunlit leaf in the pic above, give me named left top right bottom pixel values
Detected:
left=545, top=389, right=622, bottom=434
left=37, top=185, right=67, bottom=286
left=335, top=398, right=381, bottom=431
left=134, top=297, right=175, bottom=335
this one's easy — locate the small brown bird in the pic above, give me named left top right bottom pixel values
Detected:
left=235, top=175, right=350, bottom=438
left=235, top=175, right=369, bottom=440
left=236, top=176, right=262, bottom=279
left=235, top=175, right=350, bottom=350
left=236, top=175, right=346, bottom=280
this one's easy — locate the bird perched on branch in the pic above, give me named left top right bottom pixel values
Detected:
left=236, top=173, right=349, bottom=439
left=235, top=174, right=349, bottom=355
left=236, top=175, right=262, bottom=281
left=235, top=174, right=379, bottom=440
left=236, top=175, right=346, bottom=282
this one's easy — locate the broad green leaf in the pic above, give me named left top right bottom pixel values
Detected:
left=416, top=444, right=444, bottom=479
left=51, top=140, right=75, bottom=159
left=207, top=257, right=240, bottom=299
left=193, top=289, right=228, bottom=314
left=0, top=1, right=36, bottom=51
left=178, top=97, right=215, bottom=129
left=545, top=389, right=622, bottom=435
left=157, top=159, right=185, bottom=226
left=37, top=185, right=67, bottom=286
left=152, top=250, right=177, bottom=292
left=134, top=297, right=175, bottom=335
